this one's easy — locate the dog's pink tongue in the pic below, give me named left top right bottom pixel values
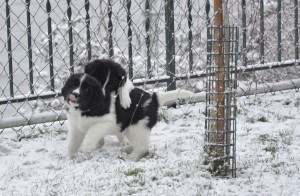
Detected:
left=68, top=94, right=77, bottom=102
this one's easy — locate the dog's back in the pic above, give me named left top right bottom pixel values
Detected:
left=115, top=88, right=159, bottom=131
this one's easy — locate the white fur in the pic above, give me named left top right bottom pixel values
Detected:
left=73, top=88, right=80, bottom=95
left=119, top=78, right=134, bottom=109
left=123, top=119, right=150, bottom=161
left=102, top=69, right=111, bottom=95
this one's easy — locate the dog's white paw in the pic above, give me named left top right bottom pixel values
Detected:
left=127, top=153, right=140, bottom=162
left=68, top=147, right=80, bottom=159
left=121, top=146, right=133, bottom=154
left=80, top=143, right=97, bottom=153
left=120, top=95, right=132, bottom=109
left=68, top=152, right=77, bottom=159
left=127, top=150, right=148, bottom=161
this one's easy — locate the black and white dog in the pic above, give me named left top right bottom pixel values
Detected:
left=62, top=67, right=191, bottom=161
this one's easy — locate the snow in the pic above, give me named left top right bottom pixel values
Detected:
left=1, top=90, right=300, bottom=195
left=1, top=0, right=300, bottom=195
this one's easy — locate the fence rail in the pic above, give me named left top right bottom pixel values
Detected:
left=0, top=0, right=299, bottom=130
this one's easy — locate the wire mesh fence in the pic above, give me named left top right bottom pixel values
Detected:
left=0, top=0, right=208, bottom=131
left=204, top=26, right=238, bottom=177
left=0, top=0, right=299, bottom=168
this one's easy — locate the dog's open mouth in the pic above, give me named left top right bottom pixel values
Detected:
left=68, top=94, right=78, bottom=103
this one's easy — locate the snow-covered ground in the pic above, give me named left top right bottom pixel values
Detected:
left=1, top=89, right=300, bottom=195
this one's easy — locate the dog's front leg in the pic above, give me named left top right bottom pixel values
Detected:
left=68, top=128, right=85, bottom=158
left=80, top=124, right=110, bottom=153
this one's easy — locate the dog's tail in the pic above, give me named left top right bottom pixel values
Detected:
left=156, top=89, right=193, bottom=107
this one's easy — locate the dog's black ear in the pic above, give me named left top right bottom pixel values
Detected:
left=115, top=63, right=126, bottom=78
left=61, top=74, right=73, bottom=98
left=84, top=62, right=96, bottom=75
left=61, top=77, right=70, bottom=98
left=61, top=86, right=66, bottom=97
left=113, top=62, right=127, bottom=87
left=79, top=77, right=107, bottom=115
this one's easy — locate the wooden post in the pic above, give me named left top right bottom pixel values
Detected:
left=210, top=0, right=225, bottom=174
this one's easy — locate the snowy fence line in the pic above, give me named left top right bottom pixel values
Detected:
left=2, top=76, right=300, bottom=130
left=0, top=0, right=299, bottom=131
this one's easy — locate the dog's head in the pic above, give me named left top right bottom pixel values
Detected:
left=84, top=59, right=127, bottom=93
left=61, top=73, right=106, bottom=115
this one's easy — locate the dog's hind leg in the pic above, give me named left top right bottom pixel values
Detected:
left=124, top=122, right=150, bottom=161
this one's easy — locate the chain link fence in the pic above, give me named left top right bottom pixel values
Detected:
left=0, top=0, right=299, bottom=140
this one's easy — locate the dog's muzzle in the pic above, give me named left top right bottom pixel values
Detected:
left=68, top=92, right=79, bottom=103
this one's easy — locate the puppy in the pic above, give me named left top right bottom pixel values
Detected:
left=84, top=59, right=134, bottom=109
left=62, top=73, right=192, bottom=161
left=84, top=59, right=133, bottom=146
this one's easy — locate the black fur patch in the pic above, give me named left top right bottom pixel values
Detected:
left=84, top=59, right=127, bottom=95
left=115, top=88, right=159, bottom=131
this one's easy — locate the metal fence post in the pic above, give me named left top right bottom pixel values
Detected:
left=85, top=0, right=92, bottom=61
left=46, top=0, right=54, bottom=91
left=127, top=0, right=133, bottom=79
left=108, top=0, right=114, bottom=58
left=206, top=0, right=212, bottom=68
left=241, top=0, right=247, bottom=66
left=187, top=0, right=193, bottom=73
left=6, top=0, right=14, bottom=97
left=145, top=0, right=152, bottom=78
left=259, top=0, right=264, bottom=64
left=295, top=0, right=299, bottom=60
left=165, top=0, right=176, bottom=91
left=26, top=0, right=34, bottom=94
left=67, top=0, right=74, bottom=73
left=277, top=0, right=282, bottom=62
